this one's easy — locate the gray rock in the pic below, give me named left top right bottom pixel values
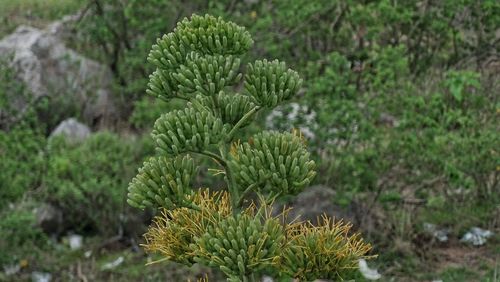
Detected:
left=46, top=13, right=81, bottom=38
left=34, top=203, right=63, bottom=235
left=275, top=185, right=356, bottom=224
left=122, top=210, right=150, bottom=238
left=423, top=223, right=450, bottom=242
left=50, top=118, right=91, bottom=143
left=378, top=112, right=400, bottom=127
left=3, top=263, right=21, bottom=276
left=0, top=24, right=116, bottom=126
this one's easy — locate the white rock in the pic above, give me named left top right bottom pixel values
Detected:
left=101, top=256, right=124, bottom=270
left=3, top=263, right=21, bottom=276
left=266, top=102, right=317, bottom=139
left=359, top=259, right=381, bottom=280
left=423, top=223, right=449, bottom=242
left=261, top=276, right=273, bottom=282
left=461, top=227, right=493, bottom=246
left=68, top=234, right=83, bottom=250
left=31, top=271, right=52, bottom=282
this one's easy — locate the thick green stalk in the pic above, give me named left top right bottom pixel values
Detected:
left=220, top=106, right=261, bottom=211
left=218, top=143, right=240, bottom=212
left=226, top=106, right=260, bottom=142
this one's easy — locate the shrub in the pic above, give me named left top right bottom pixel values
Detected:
left=0, top=60, right=45, bottom=209
left=43, top=132, right=145, bottom=235
left=0, top=202, right=47, bottom=266
left=0, top=126, right=45, bottom=210
left=387, top=71, right=498, bottom=198
left=0, top=57, right=34, bottom=131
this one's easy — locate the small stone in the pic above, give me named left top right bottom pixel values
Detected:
left=101, top=256, right=124, bottom=270
left=423, top=223, right=449, bottom=242
left=461, top=227, right=493, bottom=246
left=262, top=276, right=273, bottom=282
left=3, top=263, right=21, bottom=276
left=68, top=234, right=83, bottom=250
left=31, top=271, right=52, bottom=282
left=359, top=259, right=381, bottom=280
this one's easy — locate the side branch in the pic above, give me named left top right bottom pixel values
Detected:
left=226, top=106, right=261, bottom=141
left=193, top=150, right=226, bottom=167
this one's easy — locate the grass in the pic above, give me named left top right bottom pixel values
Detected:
left=0, top=236, right=226, bottom=282
left=0, top=0, right=83, bottom=37
left=439, top=267, right=480, bottom=282
left=419, top=195, right=499, bottom=236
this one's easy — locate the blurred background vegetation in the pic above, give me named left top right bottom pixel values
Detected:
left=0, top=0, right=498, bottom=281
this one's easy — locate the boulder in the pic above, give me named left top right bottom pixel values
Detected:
left=50, top=118, right=91, bottom=143
left=0, top=23, right=116, bottom=127
left=274, top=185, right=356, bottom=224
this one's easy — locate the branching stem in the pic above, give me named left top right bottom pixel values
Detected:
left=226, top=106, right=261, bottom=141
left=190, top=150, right=226, bottom=168
left=199, top=150, right=226, bottom=167
left=236, top=174, right=272, bottom=207
left=237, top=182, right=259, bottom=207
left=218, top=144, right=240, bottom=212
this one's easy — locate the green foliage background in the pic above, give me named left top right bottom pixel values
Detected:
left=0, top=0, right=498, bottom=281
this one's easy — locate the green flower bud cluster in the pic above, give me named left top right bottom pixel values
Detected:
left=144, top=189, right=233, bottom=265
left=230, top=131, right=316, bottom=196
left=192, top=213, right=284, bottom=281
left=147, top=14, right=253, bottom=101
left=148, top=53, right=242, bottom=102
left=192, top=92, right=257, bottom=127
left=149, top=14, right=253, bottom=68
left=127, top=13, right=373, bottom=282
left=152, top=107, right=227, bottom=155
left=244, top=59, right=302, bottom=107
left=174, top=52, right=242, bottom=97
left=127, top=155, right=196, bottom=210
left=281, top=217, right=374, bottom=281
